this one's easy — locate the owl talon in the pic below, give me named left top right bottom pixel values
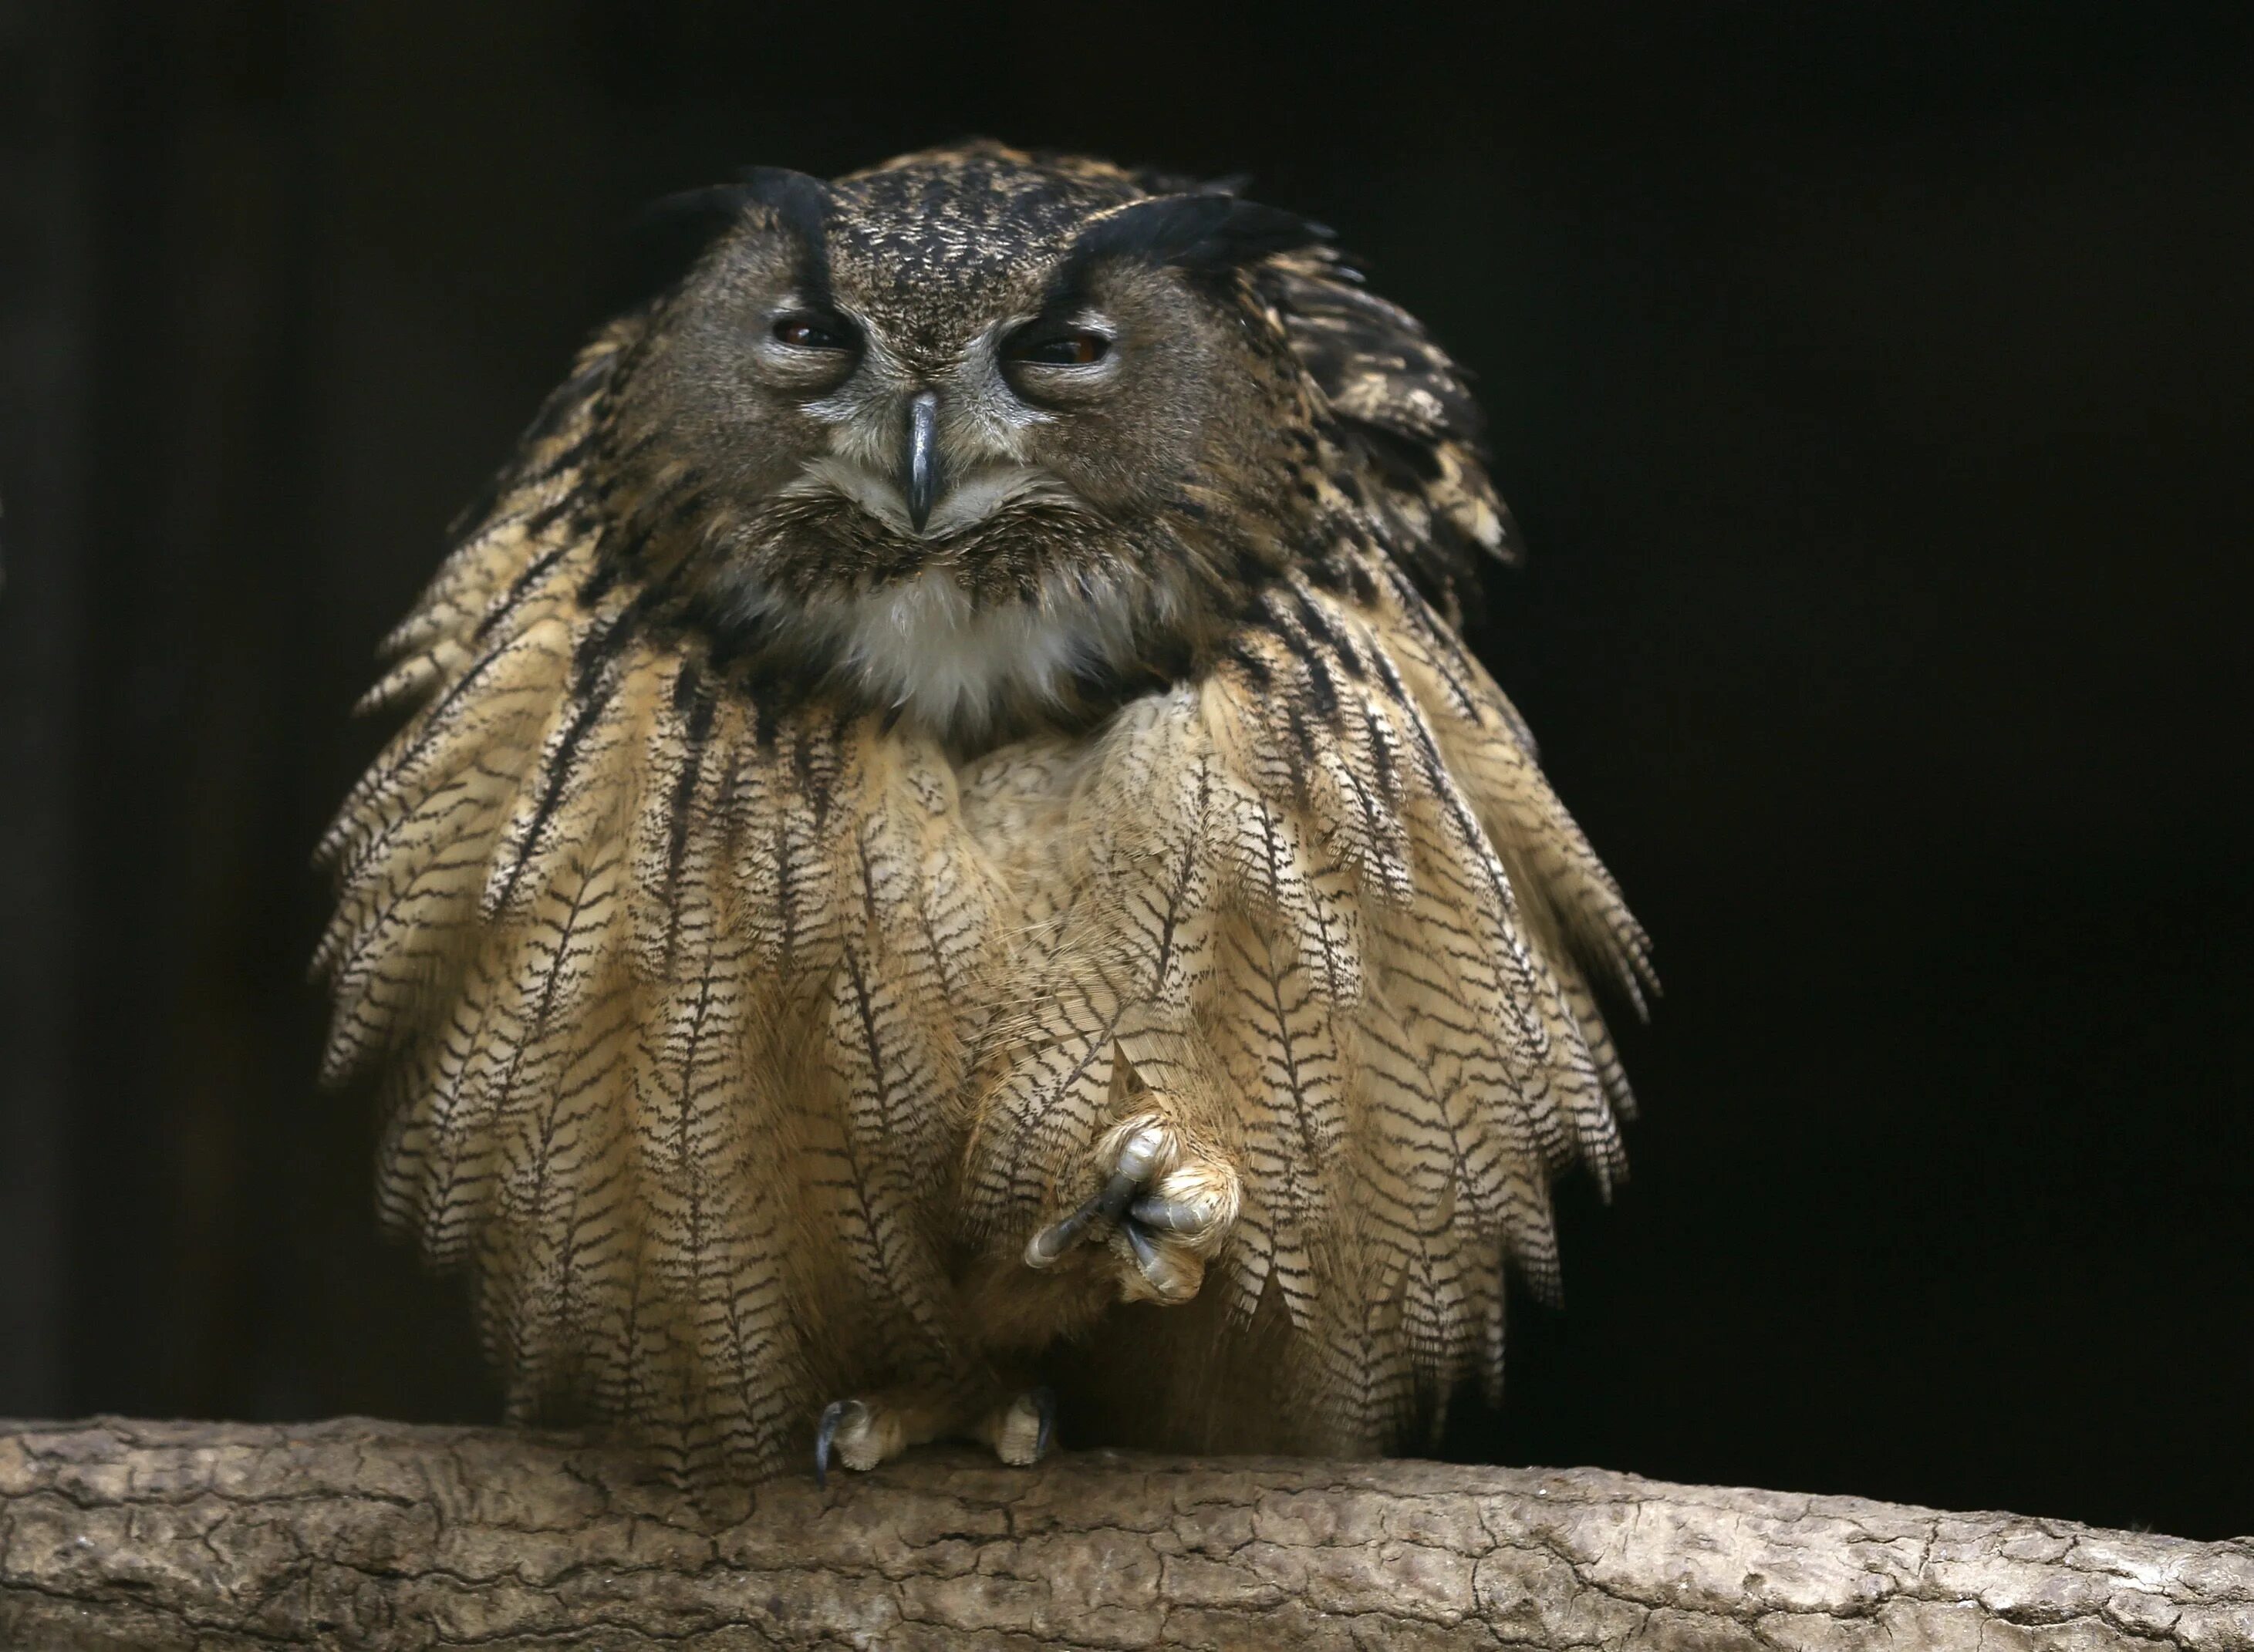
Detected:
left=814, top=1397, right=877, bottom=1488
left=1023, top=1168, right=1141, bottom=1267
left=1129, top=1194, right=1210, bottom=1234
left=1023, top=1114, right=1239, bottom=1305
left=982, top=1385, right=1058, bottom=1466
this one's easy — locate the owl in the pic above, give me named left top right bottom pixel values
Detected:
left=317, top=143, right=1652, bottom=1485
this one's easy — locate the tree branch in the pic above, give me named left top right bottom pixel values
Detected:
left=1, top=1417, right=2247, bottom=1650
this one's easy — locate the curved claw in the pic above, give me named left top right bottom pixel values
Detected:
left=1024, top=1168, right=1141, bottom=1268
left=815, top=1398, right=866, bottom=1490
left=1122, top=1218, right=1203, bottom=1302
left=1129, top=1194, right=1211, bottom=1235
left=1032, top=1385, right=1057, bottom=1459
left=1024, top=1122, right=1175, bottom=1269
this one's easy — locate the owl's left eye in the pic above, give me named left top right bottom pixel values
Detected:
left=1004, top=328, right=1112, bottom=367
left=771, top=313, right=855, bottom=351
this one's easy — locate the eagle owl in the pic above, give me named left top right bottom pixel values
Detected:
left=319, top=143, right=1652, bottom=1483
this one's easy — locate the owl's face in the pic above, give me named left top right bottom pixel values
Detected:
left=592, top=147, right=1329, bottom=740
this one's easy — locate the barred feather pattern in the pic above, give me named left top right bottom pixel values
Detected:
left=957, top=561, right=1649, bottom=1453
left=322, top=255, right=1651, bottom=1474
left=321, top=329, right=1014, bottom=1478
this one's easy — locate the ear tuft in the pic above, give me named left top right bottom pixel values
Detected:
left=1072, top=194, right=1334, bottom=278
left=731, top=166, right=838, bottom=244
left=606, top=167, right=837, bottom=313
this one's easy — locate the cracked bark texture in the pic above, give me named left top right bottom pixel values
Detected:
left=0, top=1418, right=2248, bottom=1650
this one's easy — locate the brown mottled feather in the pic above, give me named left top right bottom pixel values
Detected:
left=319, top=145, right=1651, bottom=1475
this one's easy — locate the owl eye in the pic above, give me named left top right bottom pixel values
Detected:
left=771, top=313, right=853, bottom=351
left=1006, top=329, right=1112, bottom=367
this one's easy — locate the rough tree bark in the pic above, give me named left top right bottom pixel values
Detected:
left=0, top=1418, right=2247, bottom=1650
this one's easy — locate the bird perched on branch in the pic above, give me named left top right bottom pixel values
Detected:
left=317, top=142, right=1652, bottom=1485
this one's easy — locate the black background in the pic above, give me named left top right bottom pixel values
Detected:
left=3, top=1, right=2249, bottom=1539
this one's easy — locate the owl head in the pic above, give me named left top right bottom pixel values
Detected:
left=575, top=143, right=1493, bottom=743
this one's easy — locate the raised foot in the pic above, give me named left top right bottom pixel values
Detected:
left=1022, top=1112, right=1240, bottom=1304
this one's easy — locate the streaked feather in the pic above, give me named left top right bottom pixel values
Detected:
left=320, top=147, right=1652, bottom=1475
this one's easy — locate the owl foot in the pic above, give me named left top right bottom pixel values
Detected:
left=1022, top=1113, right=1240, bottom=1305
left=813, top=1398, right=889, bottom=1487
left=976, top=1385, right=1057, bottom=1466
left=814, top=1384, right=1058, bottom=1485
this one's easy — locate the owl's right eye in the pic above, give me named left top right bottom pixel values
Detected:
left=771, top=313, right=854, bottom=351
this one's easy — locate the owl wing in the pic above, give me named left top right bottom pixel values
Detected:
left=962, top=556, right=1649, bottom=1452
left=1265, top=251, right=1518, bottom=627
left=316, top=325, right=998, bottom=1479
left=954, top=255, right=1648, bottom=1451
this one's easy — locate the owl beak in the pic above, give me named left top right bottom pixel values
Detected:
left=903, top=389, right=940, bottom=534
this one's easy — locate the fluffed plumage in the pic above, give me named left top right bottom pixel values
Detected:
left=318, top=141, right=1652, bottom=1481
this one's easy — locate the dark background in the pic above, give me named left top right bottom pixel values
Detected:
left=4, top=1, right=2249, bottom=1539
